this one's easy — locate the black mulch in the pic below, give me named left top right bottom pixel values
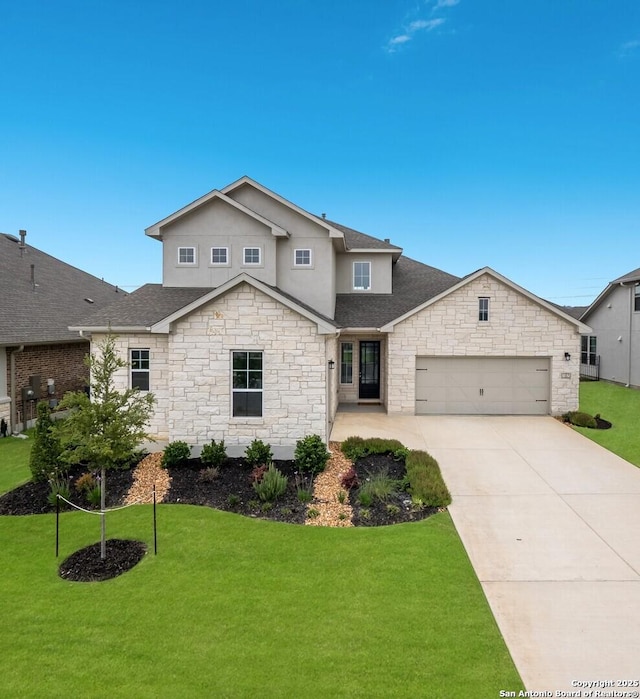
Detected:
left=59, top=539, right=147, bottom=582
left=595, top=416, right=612, bottom=429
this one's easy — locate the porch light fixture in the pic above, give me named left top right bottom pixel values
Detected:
left=328, top=360, right=335, bottom=370
left=564, top=352, right=571, bottom=361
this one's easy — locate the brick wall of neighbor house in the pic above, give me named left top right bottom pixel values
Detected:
left=165, top=283, right=329, bottom=451
left=387, top=274, right=581, bottom=415
left=93, top=333, right=171, bottom=442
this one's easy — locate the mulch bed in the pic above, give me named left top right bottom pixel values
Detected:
left=59, top=539, right=147, bottom=582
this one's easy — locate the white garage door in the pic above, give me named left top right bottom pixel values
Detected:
left=415, top=357, right=550, bottom=415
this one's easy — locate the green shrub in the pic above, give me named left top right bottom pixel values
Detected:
left=566, top=411, right=597, bottom=429
left=357, top=490, right=373, bottom=507
left=227, top=494, right=240, bottom=507
left=307, top=508, right=320, bottom=519
left=244, top=439, right=273, bottom=467
left=162, top=441, right=191, bottom=468
left=29, top=402, right=63, bottom=482
left=86, top=485, right=102, bottom=508
left=200, top=439, right=227, bottom=467
left=296, top=487, right=313, bottom=503
left=405, top=450, right=451, bottom=507
left=294, top=434, right=330, bottom=475
left=358, top=468, right=399, bottom=503
left=341, top=436, right=406, bottom=461
left=252, top=463, right=288, bottom=502
left=47, top=476, right=71, bottom=510
left=341, top=436, right=367, bottom=461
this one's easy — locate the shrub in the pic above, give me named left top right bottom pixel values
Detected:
left=296, top=487, right=313, bottom=503
left=337, top=490, right=347, bottom=504
left=227, top=494, right=240, bottom=507
left=358, top=468, right=399, bottom=503
left=341, top=436, right=367, bottom=461
left=162, top=441, right=191, bottom=468
left=75, top=472, right=97, bottom=493
left=340, top=467, right=359, bottom=490
left=200, top=439, right=227, bottom=467
left=86, top=485, right=102, bottom=508
left=29, top=402, right=63, bottom=482
left=405, top=450, right=451, bottom=507
left=566, top=411, right=597, bottom=429
left=357, top=490, right=373, bottom=507
left=47, top=476, right=71, bottom=510
left=245, top=439, right=273, bottom=467
left=341, top=436, right=406, bottom=461
left=199, top=467, right=220, bottom=482
left=252, top=463, right=288, bottom=502
left=294, top=435, right=330, bottom=475
left=307, top=508, right=320, bottom=519
left=386, top=503, right=401, bottom=516
left=393, top=446, right=410, bottom=461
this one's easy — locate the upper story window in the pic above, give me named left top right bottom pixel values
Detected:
left=243, top=247, right=261, bottom=265
left=178, top=247, right=196, bottom=265
left=211, top=247, right=229, bottom=265
left=294, top=249, right=312, bottom=267
left=635, top=283, right=640, bottom=312
left=353, top=261, right=371, bottom=290
left=478, top=297, right=490, bottom=322
left=130, top=349, right=150, bottom=391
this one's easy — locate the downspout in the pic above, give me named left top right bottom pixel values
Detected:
left=627, top=284, right=633, bottom=387
left=9, top=345, right=24, bottom=434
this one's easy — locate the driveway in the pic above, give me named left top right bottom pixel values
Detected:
left=330, top=414, right=640, bottom=692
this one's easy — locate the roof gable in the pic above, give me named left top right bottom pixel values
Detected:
left=581, top=267, right=640, bottom=321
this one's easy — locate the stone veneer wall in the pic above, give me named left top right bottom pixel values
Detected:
left=387, top=274, right=581, bottom=415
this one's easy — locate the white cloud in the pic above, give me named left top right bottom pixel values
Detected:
left=433, top=0, right=460, bottom=8
left=618, top=39, right=640, bottom=57
left=409, top=18, right=445, bottom=32
left=386, top=16, right=445, bottom=52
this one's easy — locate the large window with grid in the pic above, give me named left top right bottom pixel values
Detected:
left=130, top=349, right=150, bottom=391
left=353, top=262, right=371, bottom=290
left=232, top=351, right=263, bottom=417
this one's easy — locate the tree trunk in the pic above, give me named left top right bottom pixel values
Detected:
left=100, top=466, right=106, bottom=560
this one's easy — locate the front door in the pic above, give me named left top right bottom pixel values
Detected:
left=359, top=341, right=380, bottom=400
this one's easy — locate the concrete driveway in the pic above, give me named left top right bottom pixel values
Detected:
left=330, top=414, right=640, bottom=692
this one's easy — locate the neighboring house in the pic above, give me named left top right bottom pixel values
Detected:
left=579, top=268, right=640, bottom=387
left=73, top=177, right=590, bottom=457
left=0, top=231, right=125, bottom=433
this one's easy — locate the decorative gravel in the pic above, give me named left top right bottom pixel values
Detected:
left=305, top=442, right=354, bottom=527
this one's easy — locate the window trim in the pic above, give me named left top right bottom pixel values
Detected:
left=340, top=342, right=353, bottom=384
left=581, top=335, right=598, bottom=366
left=130, top=348, right=150, bottom=392
left=478, top=297, right=490, bottom=322
left=210, top=246, right=229, bottom=266
left=177, top=246, right=197, bottom=266
left=353, top=261, right=371, bottom=291
left=634, top=283, right=640, bottom=312
left=242, top=247, right=262, bottom=266
left=294, top=248, right=312, bottom=267
left=231, top=350, right=263, bottom=418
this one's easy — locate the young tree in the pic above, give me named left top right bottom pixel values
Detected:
left=29, top=401, right=62, bottom=482
left=58, top=334, right=155, bottom=559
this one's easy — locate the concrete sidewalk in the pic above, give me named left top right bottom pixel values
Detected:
left=330, top=413, right=640, bottom=692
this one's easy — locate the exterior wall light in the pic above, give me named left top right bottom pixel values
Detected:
left=564, top=352, right=571, bottom=361
left=328, top=359, right=335, bottom=370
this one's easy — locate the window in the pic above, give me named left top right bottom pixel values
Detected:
left=178, top=247, right=196, bottom=265
left=340, top=343, right=353, bottom=384
left=635, top=283, right=640, bottom=312
left=130, top=349, right=150, bottom=391
left=353, top=262, right=371, bottom=290
left=243, top=247, right=261, bottom=265
left=478, top=297, right=489, bottom=322
left=581, top=336, right=597, bottom=365
left=294, top=249, right=312, bottom=266
left=232, top=351, right=263, bottom=417
left=211, top=247, right=228, bottom=265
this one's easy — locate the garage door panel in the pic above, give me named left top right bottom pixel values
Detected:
left=415, top=357, right=550, bottom=415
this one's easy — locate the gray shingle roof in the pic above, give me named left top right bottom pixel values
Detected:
left=612, top=267, right=640, bottom=284
left=335, top=255, right=460, bottom=327
left=0, top=233, right=126, bottom=345
left=324, top=220, right=401, bottom=251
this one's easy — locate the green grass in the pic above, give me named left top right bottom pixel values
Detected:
left=0, top=507, right=523, bottom=697
left=0, top=431, right=33, bottom=494
left=578, top=381, right=640, bottom=466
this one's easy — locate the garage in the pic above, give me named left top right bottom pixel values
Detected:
left=415, top=357, right=550, bottom=415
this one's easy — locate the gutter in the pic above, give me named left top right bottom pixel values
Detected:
left=9, top=345, right=24, bottom=434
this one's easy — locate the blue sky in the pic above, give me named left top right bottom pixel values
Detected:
left=1, top=0, right=638, bottom=305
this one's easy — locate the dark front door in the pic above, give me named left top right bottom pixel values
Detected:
left=359, top=341, right=380, bottom=400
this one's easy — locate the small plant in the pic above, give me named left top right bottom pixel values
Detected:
left=358, top=468, right=399, bottom=503
left=338, top=512, right=348, bottom=521
left=30, top=402, right=63, bottom=482
left=245, top=439, right=273, bottom=467
left=162, top=441, right=191, bottom=468
left=566, top=411, right=597, bottom=429
left=296, top=487, right=313, bottom=503
left=86, top=485, right=102, bottom=508
left=227, top=494, right=240, bottom=507
left=252, top=463, right=288, bottom=502
left=248, top=499, right=260, bottom=509
left=307, top=508, right=320, bottom=519
left=294, top=434, right=330, bottom=476
left=386, top=503, right=401, bottom=516
left=250, top=464, right=268, bottom=484
left=340, top=467, right=359, bottom=490
left=279, top=507, right=292, bottom=516
left=393, top=446, right=410, bottom=461
left=75, top=472, right=97, bottom=494
left=200, top=439, right=227, bottom=467
left=261, top=501, right=273, bottom=512
left=337, top=490, right=347, bottom=504
left=357, top=491, right=373, bottom=507
left=47, top=476, right=71, bottom=509
left=341, top=436, right=367, bottom=461
left=199, top=466, right=220, bottom=482
left=359, top=508, right=371, bottom=520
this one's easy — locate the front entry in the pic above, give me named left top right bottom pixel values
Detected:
left=359, top=341, right=380, bottom=400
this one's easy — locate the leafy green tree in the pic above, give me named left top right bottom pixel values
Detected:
left=57, top=334, right=155, bottom=558
left=29, top=401, right=62, bottom=482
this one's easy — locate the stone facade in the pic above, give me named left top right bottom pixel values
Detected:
left=386, top=274, right=581, bottom=415
left=98, top=283, right=333, bottom=456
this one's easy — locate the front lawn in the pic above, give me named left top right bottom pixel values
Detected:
left=578, top=381, right=640, bottom=467
left=0, top=432, right=32, bottom=494
left=0, top=507, right=522, bottom=697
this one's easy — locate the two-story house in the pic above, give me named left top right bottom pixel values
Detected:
left=73, top=177, right=589, bottom=456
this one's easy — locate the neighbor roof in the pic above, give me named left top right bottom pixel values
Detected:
left=0, top=233, right=125, bottom=345
left=580, top=266, right=640, bottom=321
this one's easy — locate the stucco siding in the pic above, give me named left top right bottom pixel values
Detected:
left=387, top=274, right=581, bottom=415
left=335, top=253, right=393, bottom=294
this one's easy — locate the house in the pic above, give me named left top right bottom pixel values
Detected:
left=579, top=268, right=640, bottom=387
left=72, top=177, right=590, bottom=457
left=0, top=231, right=124, bottom=433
